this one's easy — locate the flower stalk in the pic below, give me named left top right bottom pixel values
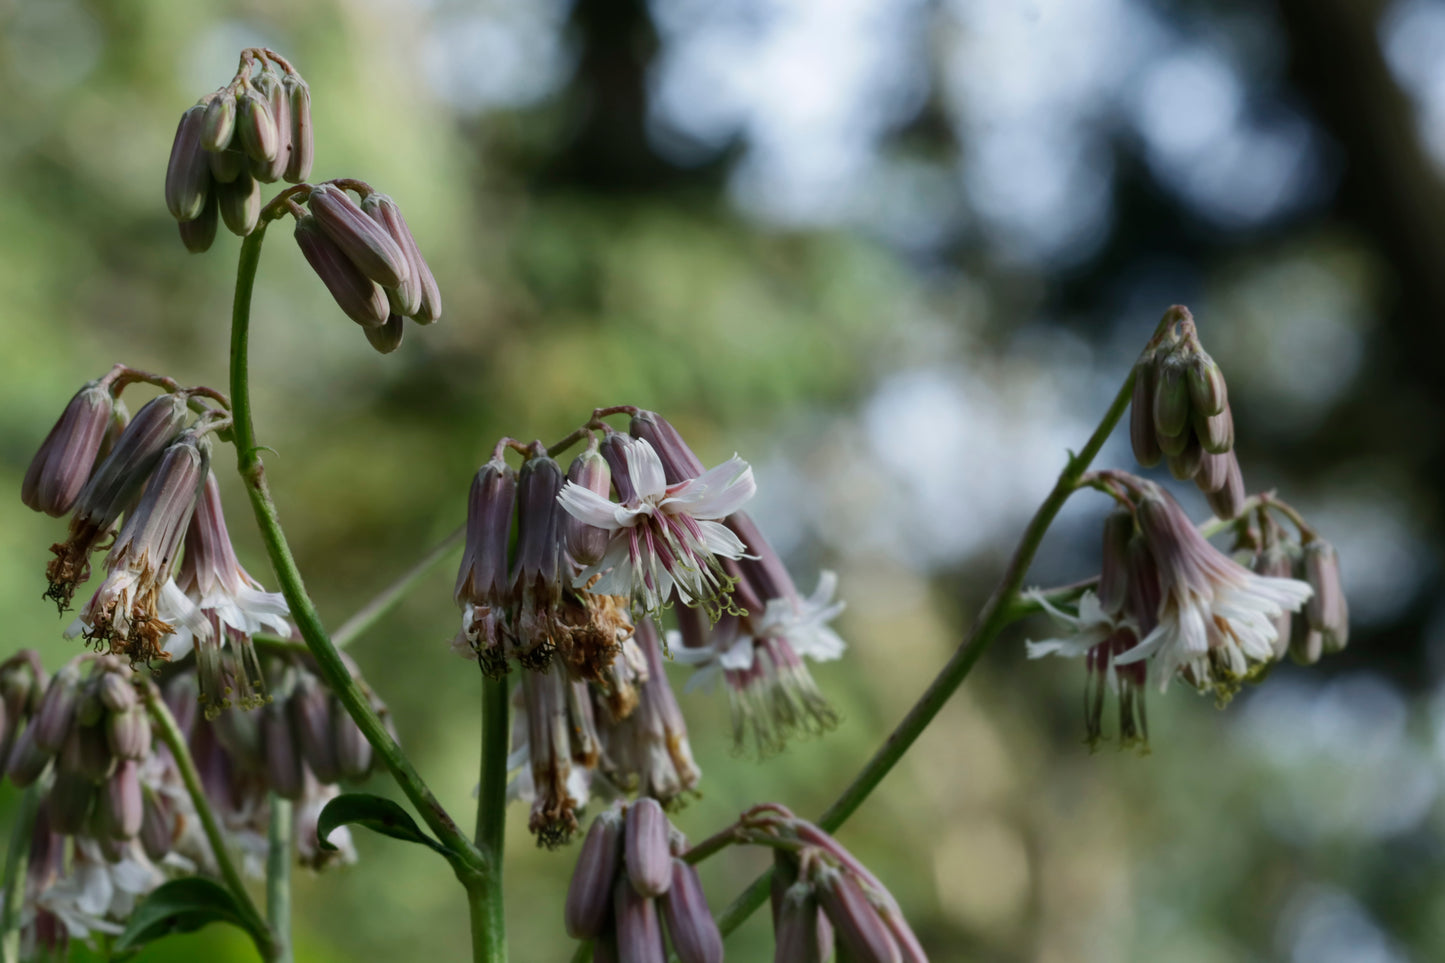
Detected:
left=267, top=795, right=294, bottom=963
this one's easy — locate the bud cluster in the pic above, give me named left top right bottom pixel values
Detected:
left=1130, top=306, right=1245, bottom=519
left=564, top=799, right=723, bottom=963
left=1234, top=509, right=1349, bottom=666
left=164, top=48, right=313, bottom=252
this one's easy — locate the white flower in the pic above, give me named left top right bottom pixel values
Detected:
left=34, top=840, right=164, bottom=944
left=557, top=436, right=756, bottom=615
left=1023, top=589, right=1118, bottom=660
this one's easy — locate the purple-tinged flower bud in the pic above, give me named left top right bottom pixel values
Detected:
left=258, top=72, right=292, bottom=184
left=1195, top=450, right=1230, bottom=494
left=97, top=671, right=136, bottom=713
left=294, top=214, right=391, bottom=328
left=456, top=457, right=517, bottom=606
left=599, top=432, right=640, bottom=504
left=213, top=702, right=264, bottom=770
left=814, top=865, right=902, bottom=963
left=139, top=785, right=175, bottom=860
left=77, top=688, right=104, bottom=728
left=1254, top=539, right=1296, bottom=660
left=660, top=858, right=723, bottom=963
left=106, top=705, right=150, bottom=761
left=1195, top=407, right=1234, bottom=456
left=163, top=672, right=199, bottom=742
left=33, top=662, right=81, bottom=755
left=307, top=184, right=411, bottom=289
left=1303, top=539, right=1348, bottom=654
left=1290, top=622, right=1324, bottom=666
left=22, top=381, right=115, bottom=517
left=361, top=193, right=424, bottom=317
left=237, top=86, right=279, bottom=166
left=629, top=410, right=705, bottom=483
left=290, top=674, right=341, bottom=784
left=219, top=171, right=261, bottom=237
left=1202, top=453, right=1246, bottom=521
left=1186, top=352, right=1228, bottom=417
left=6, top=725, right=53, bottom=787
left=512, top=454, right=566, bottom=669
left=46, top=769, right=96, bottom=836
left=565, top=447, right=612, bottom=566
left=201, top=90, right=237, bottom=152
left=1130, top=353, right=1162, bottom=468
left=566, top=806, right=625, bottom=939
left=283, top=74, right=313, bottom=183
left=625, top=798, right=673, bottom=898
left=1098, top=508, right=1134, bottom=617
left=178, top=187, right=219, bottom=254
left=98, top=759, right=143, bottom=840
left=262, top=702, right=305, bottom=799
left=61, top=720, right=115, bottom=782
left=209, top=146, right=246, bottom=184
left=333, top=697, right=373, bottom=781
left=364, top=314, right=406, bottom=354
left=774, top=880, right=832, bottom=963
left=1165, top=432, right=1202, bottom=481
left=1152, top=356, right=1192, bottom=442
left=613, top=876, right=666, bottom=963
left=165, top=104, right=211, bottom=221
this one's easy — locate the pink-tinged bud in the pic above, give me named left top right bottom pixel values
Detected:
left=178, top=187, right=219, bottom=253
left=165, top=104, right=211, bottom=221
left=6, top=725, right=52, bottom=787
left=333, top=697, right=373, bottom=781
left=1195, top=406, right=1234, bottom=455
left=219, top=171, right=261, bottom=236
left=139, top=785, right=175, bottom=860
left=625, top=798, right=673, bottom=898
left=361, top=194, right=424, bottom=317
left=61, top=720, right=115, bottom=782
left=46, top=770, right=96, bottom=836
left=22, top=382, right=114, bottom=517
left=1165, top=432, right=1202, bottom=481
left=1290, top=623, right=1324, bottom=666
left=97, top=671, right=136, bottom=713
left=1152, top=356, right=1192, bottom=441
left=214, top=703, right=264, bottom=769
left=294, top=214, right=390, bottom=327
left=774, top=880, right=832, bottom=963
left=237, top=86, right=279, bottom=166
left=613, top=877, right=666, bottom=963
left=512, top=454, right=566, bottom=666
left=33, top=663, right=81, bottom=755
left=1130, top=355, right=1162, bottom=468
left=1254, top=541, right=1296, bottom=660
left=456, top=457, right=517, bottom=606
left=364, top=314, right=406, bottom=354
left=1186, top=352, right=1228, bottom=417
left=1098, top=508, right=1134, bottom=616
left=1195, top=449, right=1229, bottom=494
left=599, top=432, right=639, bottom=504
left=565, top=447, right=612, bottom=566
left=290, top=674, right=341, bottom=784
left=1202, top=453, right=1246, bottom=521
left=258, top=72, right=292, bottom=184
left=201, top=90, right=236, bottom=152
left=209, top=146, right=246, bottom=184
left=1303, top=539, right=1348, bottom=653
left=283, top=75, right=314, bottom=183
left=262, top=702, right=304, bottom=799
left=660, top=858, right=723, bottom=963
left=814, top=866, right=902, bottom=963
left=566, top=806, right=625, bottom=938
left=308, top=184, right=411, bottom=289
left=98, top=759, right=143, bottom=840
left=106, top=705, right=150, bottom=761
left=629, top=410, right=705, bottom=483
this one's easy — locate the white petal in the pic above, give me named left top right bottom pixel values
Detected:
left=558, top=482, right=634, bottom=530
left=696, top=520, right=749, bottom=559
left=623, top=437, right=668, bottom=501
left=664, top=456, right=757, bottom=519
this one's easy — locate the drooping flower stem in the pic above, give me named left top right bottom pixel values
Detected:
left=227, top=228, right=489, bottom=888
left=266, top=795, right=294, bottom=963
left=143, top=684, right=277, bottom=959
left=470, top=673, right=511, bottom=961
left=0, top=784, right=41, bottom=963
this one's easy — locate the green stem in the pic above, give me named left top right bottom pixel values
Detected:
left=227, top=226, right=485, bottom=881
left=267, top=796, right=294, bottom=963
left=1, top=784, right=41, bottom=963
left=144, top=686, right=276, bottom=958
left=711, top=366, right=1140, bottom=940
left=468, top=674, right=510, bottom=961
left=332, top=524, right=465, bottom=648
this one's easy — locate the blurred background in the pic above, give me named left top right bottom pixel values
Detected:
left=1, top=0, right=1442, bottom=960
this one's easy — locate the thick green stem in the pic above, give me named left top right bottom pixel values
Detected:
left=711, top=367, right=1140, bottom=940
left=227, top=226, right=485, bottom=881
left=1, top=784, right=41, bottom=963
left=144, top=686, right=276, bottom=957
left=468, top=674, right=510, bottom=961
left=266, top=796, right=293, bottom=963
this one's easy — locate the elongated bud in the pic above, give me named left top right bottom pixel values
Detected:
left=613, top=877, right=666, bottom=963
left=364, top=314, right=406, bottom=354
left=1255, top=540, right=1295, bottom=659
left=165, top=104, right=211, bottom=221
left=259, top=72, right=292, bottom=183
left=219, top=172, right=261, bottom=236
left=6, top=725, right=52, bottom=787
left=565, top=447, right=612, bottom=566
left=237, top=87, right=279, bottom=166
left=106, top=705, right=150, bottom=760
left=361, top=194, right=423, bottom=316
left=815, top=866, right=902, bottom=963
left=290, top=674, right=341, bottom=784
left=1195, top=406, right=1233, bottom=455
left=515, top=454, right=565, bottom=585
left=201, top=90, right=236, bottom=152
left=47, top=770, right=96, bottom=835
left=61, top=720, right=115, bottom=782
left=456, top=457, right=517, bottom=605
left=139, top=786, right=174, bottom=860
left=22, top=382, right=115, bottom=517
left=77, top=688, right=103, bottom=728
left=625, top=798, right=673, bottom=898
left=294, top=214, right=390, bottom=327
left=1152, top=356, right=1192, bottom=441
left=1186, top=353, right=1228, bottom=417
left=1203, top=453, right=1246, bottom=521
left=209, top=146, right=245, bottom=184
left=775, top=881, right=831, bottom=963
left=1165, top=432, right=1202, bottom=481
left=99, top=759, right=143, bottom=840
left=660, top=858, right=723, bottom=963
left=1303, top=539, right=1348, bottom=653
left=333, top=697, right=373, bottom=780
left=1195, top=449, right=1230, bottom=494
left=1098, top=508, right=1133, bottom=617
left=97, top=672, right=136, bottom=713
left=628, top=410, right=705, bottom=483
left=178, top=186, right=219, bottom=254
left=262, top=702, right=304, bottom=799
left=1130, top=354, right=1162, bottom=468
left=33, top=663, right=81, bottom=755
left=566, top=807, right=625, bottom=938
left=284, top=75, right=314, bottom=183
left=307, top=184, right=411, bottom=289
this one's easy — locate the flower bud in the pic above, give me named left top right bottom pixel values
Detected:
left=106, top=705, right=151, bottom=761
left=237, top=86, right=279, bottom=166
left=599, top=432, right=639, bottom=504
left=307, top=184, right=411, bottom=289
left=178, top=188, right=219, bottom=254
left=201, top=90, right=237, bottom=152
left=213, top=702, right=264, bottom=770
left=1165, top=432, right=1202, bottom=481
left=514, top=453, right=565, bottom=586
left=294, top=214, right=390, bottom=327
left=624, top=797, right=673, bottom=898
left=163, top=672, right=199, bottom=742
left=61, top=720, right=115, bottom=782
left=98, top=759, right=143, bottom=840
left=1186, top=353, right=1228, bottom=417
left=1130, top=354, right=1162, bottom=468
left=1152, top=356, right=1192, bottom=441
left=75, top=393, right=190, bottom=528
left=361, top=194, right=424, bottom=317
left=1290, top=623, right=1324, bottom=666
left=456, top=457, right=517, bottom=606
left=814, top=866, right=902, bottom=963
left=566, top=806, right=625, bottom=939
left=97, top=671, right=136, bottom=713
left=660, top=858, right=723, bottom=963
left=77, top=688, right=104, bottom=728
left=1098, top=508, right=1134, bottom=617
left=46, top=770, right=96, bottom=836
left=262, top=702, right=305, bottom=799
left=219, top=171, right=261, bottom=237
left=1202, top=453, right=1246, bottom=521
left=258, top=71, right=292, bottom=184
left=333, top=698, right=373, bottom=781
left=22, top=382, right=115, bottom=517
left=283, top=74, right=314, bottom=183
left=1303, top=539, right=1348, bottom=653
left=139, top=786, right=174, bottom=860
left=364, top=314, right=406, bottom=354
left=209, top=146, right=246, bottom=184
left=165, top=104, right=211, bottom=221
left=1254, top=540, right=1295, bottom=660
left=565, top=447, right=612, bottom=566
left=33, top=663, right=81, bottom=755
left=613, top=876, right=666, bottom=963
left=1195, top=406, right=1234, bottom=455
left=6, top=725, right=52, bottom=787
left=629, top=410, right=704, bottom=483
left=290, top=674, right=341, bottom=784
left=774, top=880, right=832, bottom=963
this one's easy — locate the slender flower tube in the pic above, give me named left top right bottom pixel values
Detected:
left=454, top=455, right=518, bottom=677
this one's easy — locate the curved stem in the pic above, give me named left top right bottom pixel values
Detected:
left=227, top=227, right=486, bottom=880
left=1, top=784, right=41, bottom=963
left=144, top=685, right=276, bottom=957
left=266, top=796, right=294, bottom=963
left=468, top=674, right=510, bottom=962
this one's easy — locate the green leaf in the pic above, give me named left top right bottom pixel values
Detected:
left=115, top=877, right=257, bottom=952
left=316, top=792, right=449, bottom=856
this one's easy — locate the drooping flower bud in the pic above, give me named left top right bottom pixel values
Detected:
left=262, top=701, right=305, bottom=800
left=1152, top=356, right=1192, bottom=444
left=236, top=86, right=279, bottom=167
left=178, top=188, right=220, bottom=254
left=97, top=671, right=136, bottom=713
left=201, top=90, right=237, bottom=152
left=209, top=146, right=246, bottom=184
left=22, top=381, right=115, bottom=518
left=361, top=193, right=425, bottom=317
left=61, top=718, right=115, bottom=782
left=1202, top=452, right=1246, bottom=521
left=629, top=410, right=705, bottom=483
left=511, top=453, right=566, bottom=669
left=1186, top=351, right=1228, bottom=417
left=659, top=858, right=723, bottom=963
left=455, top=456, right=517, bottom=676
left=564, top=446, right=612, bottom=566
left=294, top=214, right=390, bottom=327
left=1165, top=432, right=1202, bottom=481
left=1129, top=352, right=1162, bottom=468
left=98, top=759, right=144, bottom=840
left=218, top=171, right=261, bottom=236
left=774, top=880, right=832, bottom=963
left=105, top=705, right=150, bottom=761
left=566, top=805, right=625, bottom=939
left=813, top=865, right=902, bottom=963
left=613, top=876, right=666, bottom=963
left=307, top=184, right=410, bottom=290
left=6, top=725, right=53, bottom=787
left=624, top=797, right=673, bottom=898
left=364, top=314, right=406, bottom=354
left=257, top=71, right=292, bottom=184
left=283, top=74, right=314, bottom=183
left=1303, top=539, right=1348, bottom=654
left=72, top=392, right=190, bottom=531
left=332, top=700, right=374, bottom=781
left=599, top=432, right=639, bottom=504
left=46, top=769, right=97, bottom=836
left=290, top=672, right=341, bottom=784
left=1194, top=406, right=1234, bottom=455
left=33, top=662, right=81, bottom=755
left=165, top=104, right=211, bottom=221
left=139, top=785, right=175, bottom=860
